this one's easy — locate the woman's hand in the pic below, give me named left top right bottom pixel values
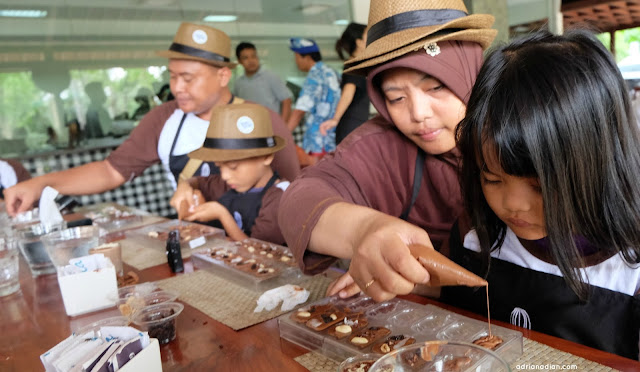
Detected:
left=319, top=118, right=338, bottom=136
left=348, top=211, right=433, bottom=302
left=326, top=272, right=362, bottom=298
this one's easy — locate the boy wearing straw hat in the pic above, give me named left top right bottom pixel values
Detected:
left=5, top=23, right=299, bottom=217
left=175, top=103, right=289, bottom=244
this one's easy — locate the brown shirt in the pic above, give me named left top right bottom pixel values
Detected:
left=278, top=116, right=463, bottom=274
left=197, top=176, right=288, bottom=245
left=106, top=100, right=300, bottom=186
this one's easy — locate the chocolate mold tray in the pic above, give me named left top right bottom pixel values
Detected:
left=190, top=238, right=304, bottom=292
left=126, top=220, right=225, bottom=251
left=80, top=203, right=146, bottom=232
left=278, top=293, right=523, bottom=365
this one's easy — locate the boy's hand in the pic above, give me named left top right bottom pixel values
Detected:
left=170, top=181, right=195, bottom=217
left=184, top=201, right=226, bottom=222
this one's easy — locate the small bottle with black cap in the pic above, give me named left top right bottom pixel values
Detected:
left=166, top=230, right=184, bottom=273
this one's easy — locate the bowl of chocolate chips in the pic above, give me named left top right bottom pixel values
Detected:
left=368, top=340, right=511, bottom=372
left=132, top=301, right=184, bottom=344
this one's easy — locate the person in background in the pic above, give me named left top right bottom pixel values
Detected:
left=46, top=126, right=58, bottom=146
left=130, top=87, right=155, bottom=121
left=0, top=159, right=30, bottom=201
left=445, top=30, right=640, bottom=359
left=84, top=81, right=113, bottom=139
left=4, top=22, right=299, bottom=217
left=278, top=0, right=496, bottom=300
left=233, top=42, right=293, bottom=122
left=171, top=104, right=289, bottom=244
left=320, top=23, right=371, bottom=145
left=286, top=37, right=340, bottom=161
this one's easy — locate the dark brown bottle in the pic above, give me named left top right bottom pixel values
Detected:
left=166, top=230, right=184, bottom=273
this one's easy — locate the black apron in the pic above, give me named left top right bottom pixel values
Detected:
left=441, top=222, right=640, bottom=359
left=400, top=148, right=426, bottom=221
left=168, top=113, right=219, bottom=183
left=215, top=173, right=279, bottom=236
left=0, top=185, right=4, bottom=200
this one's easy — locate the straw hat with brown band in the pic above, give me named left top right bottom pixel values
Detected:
left=188, top=103, right=286, bottom=163
left=156, top=22, right=237, bottom=69
left=178, top=97, right=245, bottom=182
left=344, top=0, right=497, bottom=74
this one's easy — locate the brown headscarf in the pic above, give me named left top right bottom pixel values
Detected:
left=366, top=40, right=483, bottom=123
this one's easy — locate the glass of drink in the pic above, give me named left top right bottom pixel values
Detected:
left=0, top=235, right=20, bottom=297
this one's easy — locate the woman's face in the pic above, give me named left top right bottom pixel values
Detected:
left=380, top=67, right=466, bottom=155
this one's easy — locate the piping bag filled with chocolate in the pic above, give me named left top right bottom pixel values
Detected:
left=408, top=244, right=486, bottom=287
left=408, top=244, right=503, bottom=349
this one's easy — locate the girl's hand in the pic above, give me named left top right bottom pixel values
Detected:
left=184, top=201, right=226, bottom=222
left=319, top=118, right=338, bottom=136
left=348, top=213, right=432, bottom=303
left=326, top=272, right=362, bottom=298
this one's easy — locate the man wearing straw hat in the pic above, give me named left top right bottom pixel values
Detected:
left=5, top=23, right=300, bottom=217
left=279, top=0, right=496, bottom=300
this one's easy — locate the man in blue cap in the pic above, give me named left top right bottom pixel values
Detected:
left=287, top=37, right=340, bottom=161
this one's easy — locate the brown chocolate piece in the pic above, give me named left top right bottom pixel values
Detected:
left=408, top=244, right=487, bottom=287
left=291, top=304, right=332, bottom=323
left=472, top=335, right=503, bottom=350
left=342, top=360, right=375, bottom=372
left=349, top=326, right=391, bottom=349
left=305, top=307, right=346, bottom=331
left=434, top=357, right=472, bottom=372
left=372, top=335, right=416, bottom=354
left=327, top=313, right=368, bottom=339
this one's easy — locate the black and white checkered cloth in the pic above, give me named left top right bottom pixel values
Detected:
left=19, top=147, right=175, bottom=217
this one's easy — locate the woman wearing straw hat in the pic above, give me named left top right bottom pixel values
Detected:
left=278, top=0, right=496, bottom=302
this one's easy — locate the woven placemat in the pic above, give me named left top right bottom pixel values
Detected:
left=294, top=338, right=620, bottom=372
left=156, top=270, right=334, bottom=330
left=119, top=238, right=193, bottom=270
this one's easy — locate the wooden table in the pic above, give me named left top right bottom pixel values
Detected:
left=2, top=256, right=639, bottom=372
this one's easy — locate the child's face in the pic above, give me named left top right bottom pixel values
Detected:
left=480, top=153, right=546, bottom=240
left=380, top=67, right=465, bottom=155
left=215, top=156, right=272, bottom=193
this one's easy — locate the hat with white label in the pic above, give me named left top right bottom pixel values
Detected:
left=156, top=22, right=237, bottom=68
left=188, top=104, right=286, bottom=162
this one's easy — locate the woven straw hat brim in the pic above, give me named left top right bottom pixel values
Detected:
left=156, top=50, right=238, bottom=69
left=344, top=15, right=496, bottom=74
left=188, top=135, right=286, bottom=163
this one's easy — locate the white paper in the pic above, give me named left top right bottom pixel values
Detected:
left=39, top=186, right=64, bottom=225
left=254, top=284, right=310, bottom=312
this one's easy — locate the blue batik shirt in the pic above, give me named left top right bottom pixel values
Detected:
left=295, top=61, right=341, bottom=153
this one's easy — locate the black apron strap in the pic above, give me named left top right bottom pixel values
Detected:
left=169, top=113, right=188, bottom=157
left=400, top=147, right=426, bottom=221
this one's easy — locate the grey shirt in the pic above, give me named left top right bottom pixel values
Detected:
left=232, top=66, right=292, bottom=113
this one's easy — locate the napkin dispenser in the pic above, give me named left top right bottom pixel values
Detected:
left=57, top=254, right=118, bottom=317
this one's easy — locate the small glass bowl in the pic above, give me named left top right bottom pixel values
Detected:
left=368, top=340, right=511, bottom=372
left=118, top=282, right=159, bottom=300
left=132, top=302, right=184, bottom=344
left=338, top=353, right=380, bottom=372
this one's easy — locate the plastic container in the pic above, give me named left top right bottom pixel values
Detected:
left=15, top=221, right=65, bottom=276
left=118, top=282, right=159, bottom=300
left=41, top=225, right=100, bottom=267
left=72, top=315, right=131, bottom=337
left=132, top=302, right=184, bottom=345
left=278, top=296, right=523, bottom=364
left=191, top=239, right=304, bottom=292
left=368, top=340, right=511, bottom=371
left=126, top=220, right=225, bottom=251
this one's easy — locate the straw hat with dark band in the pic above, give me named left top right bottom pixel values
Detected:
left=156, top=22, right=237, bottom=68
left=189, top=104, right=286, bottom=162
left=344, top=0, right=496, bottom=74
